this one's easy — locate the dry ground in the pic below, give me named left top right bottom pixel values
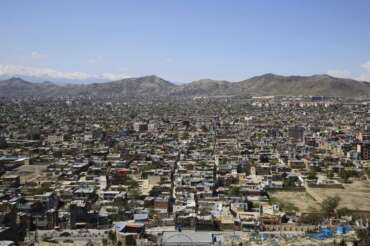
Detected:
left=269, top=191, right=321, bottom=213
left=306, top=180, right=370, bottom=211
left=6, top=164, right=47, bottom=183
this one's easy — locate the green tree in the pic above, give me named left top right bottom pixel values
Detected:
left=300, top=213, right=324, bottom=225
left=326, top=170, right=334, bottom=178
left=340, top=169, right=350, bottom=183
left=128, top=187, right=142, bottom=199
left=321, top=196, right=340, bottom=218
left=336, top=207, right=351, bottom=218
left=125, top=175, right=139, bottom=187
left=283, top=178, right=296, bottom=188
left=108, top=230, right=116, bottom=243
left=181, top=131, right=190, bottom=140
left=228, top=186, right=241, bottom=197
left=356, top=226, right=370, bottom=246
left=307, top=170, right=317, bottom=180
left=199, top=160, right=207, bottom=168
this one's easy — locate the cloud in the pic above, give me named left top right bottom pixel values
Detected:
left=357, top=61, right=370, bottom=82
left=326, top=69, right=351, bottom=78
left=327, top=61, right=370, bottom=82
left=357, top=74, right=370, bottom=81
left=361, top=61, right=370, bottom=72
left=0, top=64, right=128, bottom=81
left=31, top=51, right=47, bottom=60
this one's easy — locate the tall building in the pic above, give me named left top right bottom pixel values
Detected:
left=288, top=126, right=305, bottom=143
left=357, top=127, right=370, bottom=160
left=133, top=122, right=148, bottom=132
left=358, top=141, right=370, bottom=160
left=0, top=136, right=7, bottom=148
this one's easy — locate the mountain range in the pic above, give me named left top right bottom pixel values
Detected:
left=1, top=73, right=370, bottom=98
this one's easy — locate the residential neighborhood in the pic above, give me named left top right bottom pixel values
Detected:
left=0, top=95, right=369, bottom=245
left=1, top=1, right=370, bottom=245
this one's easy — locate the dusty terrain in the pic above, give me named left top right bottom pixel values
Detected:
left=306, top=181, right=370, bottom=211
left=269, top=191, right=321, bottom=213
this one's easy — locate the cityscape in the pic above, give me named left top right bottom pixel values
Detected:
left=1, top=1, right=370, bottom=246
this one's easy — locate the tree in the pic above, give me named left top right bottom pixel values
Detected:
left=128, top=187, right=142, bottom=199
left=336, top=207, right=352, bottom=218
left=300, top=213, right=324, bottom=225
left=181, top=131, right=190, bottom=140
left=326, top=170, right=334, bottom=178
left=228, top=186, right=241, bottom=197
left=108, top=230, right=116, bottom=243
left=128, top=111, right=137, bottom=119
left=200, top=125, right=208, bottom=132
left=283, top=177, right=297, bottom=188
left=340, top=169, right=350, bottom=183
left=125, top=175, right=139, bottom=187
left=321, top=196, right=340, bottom=218
left=270, top=159, right=279, bottom=165
left=307, top=170, right=317, bottom=180
left=356, top=226, right=370, bottom=246
left=199, top=160, right=207, bottom=169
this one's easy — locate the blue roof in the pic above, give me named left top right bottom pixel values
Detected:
left=114, top=222, right=127, bottom=232
left=336, top=225, right=352, bottom=235
left=0, top=156, right=18, bottom=161
left=308, top=227, right=333, bottom=240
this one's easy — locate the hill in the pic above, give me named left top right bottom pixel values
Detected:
left=1, top=73, right=370, bottom=98
left=236, top=73, right=370, bottom=97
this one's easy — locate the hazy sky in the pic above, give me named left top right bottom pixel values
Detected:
left=1, top=0, right=370, bottom=83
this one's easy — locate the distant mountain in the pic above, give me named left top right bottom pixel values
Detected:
left=236, top=73, right=370, bottom=97
left=0, top=75, right=176, bottom=98
left=84, top=75, right=176, bottom=97
left=172, top=79, right=236, bottom=96
left=0, top=77, right=60, bottom=97
left=1, top=73, right=370, bottom=98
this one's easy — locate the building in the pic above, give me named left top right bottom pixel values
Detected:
left=133, top=122, right=148, bottom=132
left=46, top=134, right=64, bottom=144
left=0, top=137, right=7, bottom=148
left=288, top=126, right=305, bottom=143
left=0, top=175, right=20, bottom=188
left=358, top=141, right=370, bottom=160
left=288, top=159, right=306, bottom=169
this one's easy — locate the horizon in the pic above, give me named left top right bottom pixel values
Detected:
left=1, top=72, right=364, bottom=86
left=1, top=0, right=370, bottom=83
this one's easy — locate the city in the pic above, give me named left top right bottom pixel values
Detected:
left=0, top=95, right=369, bottom=245
left=1, top=1, right=370, bottom=245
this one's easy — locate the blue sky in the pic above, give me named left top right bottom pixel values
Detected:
left=0, top=0, right=370, bottom=83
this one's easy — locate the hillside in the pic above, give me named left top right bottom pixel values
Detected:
left=236, top=74, right=370, bottom=97
left=1, top=73, right=370, bottom=98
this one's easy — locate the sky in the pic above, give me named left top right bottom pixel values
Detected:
left=0, top=0, right=370, bottom=83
